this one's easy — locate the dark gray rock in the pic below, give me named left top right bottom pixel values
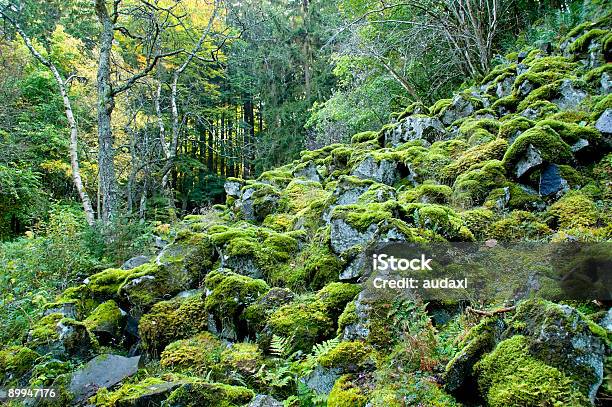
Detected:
left=220, top=252, right=263, bottom=279
left=384, top=116, right=447, bottom=146
left=441, top=95, right=478, bottom=125
left=224, top=179, right=243, bottom=198
left=121, top=255, right=150, bottom=270
left=303, top=365, right=342, bottom=396
left=496, top=75, right=515, bottom=98
left=595, top=109, right=612, bottom=149
left=515, top=144, right=544, bottom=179
left=293, top=161, right=322, bottom=182
left=539, top=164, right=570, bottom=197
left=69, top=354, right=140, bottom=402
left=248, top=395, right=284, bottom=407
left=552, top=80, right=587, bottom=110
left=330, top=218, right=378, bottom=254
left=351, top=155, right=400, bottom=185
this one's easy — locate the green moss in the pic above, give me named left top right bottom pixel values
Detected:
left=481, top=63, right=517, bottom=85
left=92, top=377, right=173, bottom=407
left=537, top=119, right=600, bottom=144
left=569, top=28, right=608, bottom=53
left=257, top=169, right=293, bottom=187
left=29, top=359, right=72, bottom=387
left=243, top=288, right=295, bottom=332
left=316, top=282, right=361, bottom=320
left=205, top=269, right=269, bottom=324
left=28, top=313, right=63, bottom=345
left=503, top=125, right=573, bottom=168
left=351, top=131, right=379, bottom=144
left=492, top=94, right=519, bottom=113
left=330, top=201, right=400, bottom=232
left=337, top=301, right=358, bottom=336
left=85, top=268, right=132, bottom=300
left=0, top=346, right=39, bottom=384
left=139, top=294, right=208, bottom=355
left=516, top=79, right=577, bottom=112
left=475, top=335, right=590, bottom=407
left=443, top=139, right=508, bottom=179
left=160, top=332, right=223, bottom=373
left=219, top=342, right=264, bottom=377
left=584, top=63, right=612, bottom=85
left=488, top=210, right=552, bottom=241
left=460, top=209, right=497, bottom=239
left=318, top=341, right=370, bottom=372
left=498, top=116, right=534, bottom=140
left=164, top=382, right=254, bottom=407
left=83, top=300, right=123, bottom=338
left=452, top=160, right=507, bottom=207
left=262, top=213, right=293, bottom=232
left=288, top=240, right=344, bottom=291
left=430, top=98, right=452, bottom=115
left=265, top=298, right=334, bottom=352
left=405, top=203, right=474, bottom=241
left=548, top=191, right=598, bottom=229
left=591, top=93, right=612, bottom=120
left=484, top=182, right=542, bottom=211
left=284, top=179, right=329, bottom=213
left=399, top=183, right=452, bottom=204
left=328, top=374, right=368, bottom=407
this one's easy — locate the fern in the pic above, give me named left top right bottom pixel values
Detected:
left=311, top=337, right=340, bottom=359
left=270, top=334, right=292, bottom=358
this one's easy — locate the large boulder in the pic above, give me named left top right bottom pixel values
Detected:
left=351, top=155, right=402, bottom=185
left=330, top=219, right=378, bottom=254
left=538, top=164, right=571, bottom=197
left=384, top=115, right=447, bottom=146
left=69, top=354, right=140, bottom=403
left=595, top=108, right=612, bottom=149
left=552, top=79, right=587, bottom=110
left=441, top=94, right=482, bottom=125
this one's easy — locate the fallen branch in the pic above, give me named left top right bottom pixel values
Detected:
left=466, top=305, right=516, bottom=317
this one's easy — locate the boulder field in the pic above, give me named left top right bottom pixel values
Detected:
left=2, top=17, right=612, bottom=407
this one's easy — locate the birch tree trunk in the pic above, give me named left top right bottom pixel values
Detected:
left=2, top=13, right=96, bottom=225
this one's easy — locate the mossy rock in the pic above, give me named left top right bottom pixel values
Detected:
left=163, top=382, right=254, bottom=407
left=503, top=125, right=573, bottom=173
left=84, top=268, right=132, bottom=301
left=474, top=335, right=591, bottom=406
left=328, top=374, right=368, bottom=407
left=138, top=293, right=208, bottom=356
left=452, top=160, right=507, bottom=208
left=318, top=341, right=371, bottom=373
left=315, top=282, right=361, bottom=320
left=83, top=300, right=125, bottom=344
left=488, top=210, right=552, bottom=241
left=548, top=191, right=599, bottom=229
left=460, top=209, right=497, bottom=239
left=443, top=139, right=509, bottom=180
left=263, top=297, right=334, bottom=353
left=242, top=287, right=295, bottom=332
left=399, top=183, right=452, bottom=205
left=444, top=317, right=504, bottom=393
left=27, top=313, right=98, bottom=360
left=204, top=269, right=269, bottom=340
left=405, top=203, right=474, bottom=241
left=503, top=298, right=607, bottom=400
left=498, top=116, right=534, bottom=140
left=0, top=346, right=39, bottom=385
left=219, top=342, right=265, bottom=378
left=91, top=377, right=182, bottom=407
left=160, top=332, right=223, bottom=374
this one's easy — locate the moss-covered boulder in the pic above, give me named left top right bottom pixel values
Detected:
left=138, top=292, right=208, bottom=356
left=163, top=382, right=254, bottom=407
left=27, top=313, right=98, bottom=360
left=328, top=374, right=368, bottom=407
left=204, top=269, right=269, bottom=340
left=160, top=332, right=224, bottom=373
left=83, top=300, right=125, bottom=344
left=474, top=335, right=591, bottom=406
left=0, top=345, right=39, bottom=385
left=502, top=298, right=607, bottom=401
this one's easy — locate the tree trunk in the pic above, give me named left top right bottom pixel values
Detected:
left=4, top=15, right=96, bottom=225
left=94, top=0, right=119, bottom=224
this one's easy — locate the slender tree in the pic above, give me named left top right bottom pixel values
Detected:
left=0, top=7, right=96, bottom=225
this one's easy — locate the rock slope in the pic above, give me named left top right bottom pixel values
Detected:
left=2, top=16, right=612, bottom=407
